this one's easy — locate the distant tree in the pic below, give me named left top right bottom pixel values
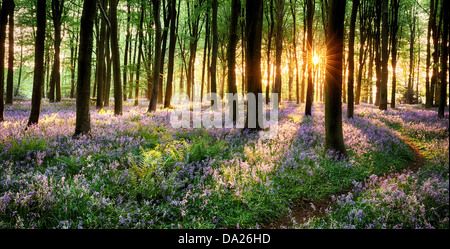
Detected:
left=74, top=0, right=96, bottom=137
left=27, top=0, right=46, bottom=127
left=324, top=0, right=347, bottom=157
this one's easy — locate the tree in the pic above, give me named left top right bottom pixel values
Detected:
left=96, top=0, right=107, bottom=109
left=210, top=0, right=218, bottom=107
left=273, top=0, right=284, bottom=104
left=27, top=0, right=46, bottom=127
left=347, top=0, right=359, bottom=119
left=148, top=0, right=162, bottom=112
left=305, top=0, right=314, bottom=116
left=438, top=0, right=448, bottom=118
left=0, top=0, right=8, bottom=122
left=110, top=0, right=122, bottom=116
left=379, top=0, right=388, bottom=110
left=48, top=0, right=65, bottom=103
left=324, top=0, right=347, bottom=157
left=5, top=0, right=14, bottom=105
left=164, top=0, right=177, bottom=108
left=227, top=0, right=240, bottom=123
left=74, top=0, right=96, bottom=137
left=245, top=0, right=264, bottom=130
left=290, top=0, right=300, bottom=104
left=390, top=0, right=399, bottom=108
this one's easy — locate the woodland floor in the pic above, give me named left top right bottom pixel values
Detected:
left=0, top=99, right=448, bottom=229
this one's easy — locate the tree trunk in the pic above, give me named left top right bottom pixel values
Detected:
left=266, top=0, right=274, bottom=104
left=374, top=0, right=381, bottom=106
left=347, top=0, right=359, bottom=119
left=5, top=0, right=14, bottom=105
left=290, top=0, right=300, bottom=104
left=407, top=14, right=416, bottom=105
left=274, top=0, right=284, bottom=104
left=245, top=0, right=264, bottom=130
left=305, top=0, right=314, bottom=116
left=379, top=0, right=388, bottom=110
left=210, top=0, right=218, bottom=106
left=425, top=0, right=433, bottom=108
left=164, top=0, right=177, bottom=108
left=324, top=0, right=347, bottom=157
left=123, top=0, right=131, bottom=102
left=135, top=2, right=144, bottom=106
left=27, top=0, right=46, bottom=127
left=110, top=0, right=122, bottom=115
left=49, top=0, right=64, bottom=103
left=74, top=0, right=96, bottom=137
left=0, top=0, right=8, bottom=122
left=227, top=0, right=240, bottom=123
left=438, top=0, right=448, bottom=118
left=148, top=0, right=161, bottom=112
left=96, top=0, right=107, bottom=109
left=390, top=0, right=399, bottom=108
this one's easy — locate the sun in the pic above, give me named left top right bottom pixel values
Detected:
left=312, top=53, right=320, bottom=65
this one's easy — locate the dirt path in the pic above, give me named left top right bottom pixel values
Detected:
left=263, top=135, right=425, bottom=229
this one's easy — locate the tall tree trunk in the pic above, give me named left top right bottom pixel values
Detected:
left=290, top=0, right=300, bottom=104
left=123, top=0, right=131, bottom=101
left=265, top=0, right=274, bottom=104
left=0, top=0, right=8, bottom=122
left=425, top=0, right=435, bottom=108
left=374, top=0, right=381, bottom=106
left=210, top=0, right=218, bottom=106
left=200, top=6, right=209, bottom=103
left=245, top=0, right=264, bottom=129
left=96, top=0, right=107, bottom=109
left=324, top=0, right=347, bottom=157
left=430, top=0, right=440, bottom=106
left=164, top=0, right=177, bottom=108
left=390, top=0, right=399, bottom=108
left=407, top=13, right=416, bottom=104
left=27, top=0, right=46, bottom=127
left=49, top=0, right=64, bottom=103
left=379, top=0, right=388, bottom=110
left=15, top=35, right=23, bottom=97
left=347, top=0, right=359, bottom=119
left=110, top=0, right=122, bottom=115
left=438, top=0, right=448, bottom=118
left=135, top=2, right=144, bottom=106
left=5, top=0, right=14, bottom=105
left=305, top=0, right=314, bottom=116
left=227, top=0, right=240, bottom=123
left=158, top=0, right=170, bottom=105
left=74, top=0, right=96, bottom=137
left=104, top=23, right=111, bottom=107
left=301, top=0, right=307, bottom=103
left=149, top=0, right=162, bottom=112
left=274, top=0, right=284, bottom=104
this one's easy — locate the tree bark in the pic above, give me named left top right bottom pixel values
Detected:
left=324, top=0, right=347, bottom=157
left=438, top=0, right=448, bottom=118
left=347, top=0, right=359, bottom=119
left=0, top=0, right=8, bottom=122
left=227, top=0, right=240, bottom=123
left=5, top=0, right=14, bottom=105
left=274, top=0, right=284, bottom=104
left=210, top=0, right=218, bottom=106
left=27, top=0, right=46, bottom=127
left=305, top=0, right=314, bottom=116
left=110, top=0, right=122, bottom=115
left=164, top=0, right=177, bottom=108
left=390, top=0, right=399, bottom=108
left=74, top=0, right=96, bottom=137
left=49, top=0, right=64, bottom=103
left=379, top=0, right=388, bottom=110
left=148, top=0, right=162, bottom=112
left=245, top=0, right=264, bottom=130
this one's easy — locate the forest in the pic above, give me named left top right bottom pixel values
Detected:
left=0, top=0, right=448, bottom=233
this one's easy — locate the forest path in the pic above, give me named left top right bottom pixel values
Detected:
left=263, top=134, right=425, bottom=229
